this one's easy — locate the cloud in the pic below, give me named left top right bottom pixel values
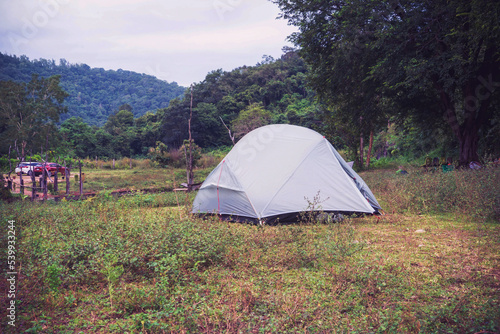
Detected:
left=0, top=0, right=297, bottom=86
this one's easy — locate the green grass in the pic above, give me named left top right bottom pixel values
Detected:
left=1, top=167, right=499, bottom=333
left=24, top=167, right=214, bottom=195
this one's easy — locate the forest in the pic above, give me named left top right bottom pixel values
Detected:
left=0, top=50, right=327, bottom=162
left=0, top=53, right=185, bottom=126
left=1, top=0, right=499, bottom=168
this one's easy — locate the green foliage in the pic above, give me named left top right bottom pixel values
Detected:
left=273, top=0, right=500, bottom=165
left=100, top=254, right=124, bottom=308
left=179, top=140, right=202, bottom=168
left=0, top=53, right=186, bottom=126
left=46, top=264, right=63, bottom=293
left=147, top=141, right=170, bottom=167
left=0, top=74, right=68, bottom=157
left=322, top=221, right=365, bottom=262
left=0, top=173, right=12, bottom=201
left=2, top=167, right=500, bottom=333
left=159, top=51, right=322, bottom=148
left=231, top=103, right=271, bottom=139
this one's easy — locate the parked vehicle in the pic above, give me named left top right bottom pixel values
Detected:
left=15, top=162, right=40, bottom=176
left=33, top=164, right=43, bottom=176
left=46, top=163, right=67, bottom=176
left=40, top=163, right=67, bottom=177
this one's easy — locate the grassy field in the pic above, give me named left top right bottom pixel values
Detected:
left=1, top=165, right=499, bottom=333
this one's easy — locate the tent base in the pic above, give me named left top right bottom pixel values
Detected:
left=194, top=210, right=379, bottom=225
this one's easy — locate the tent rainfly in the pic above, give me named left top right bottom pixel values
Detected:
left=192, top=124, right=382, bottom=224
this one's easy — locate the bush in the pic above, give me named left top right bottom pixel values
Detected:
left=364, top=166, right=500, bottom=221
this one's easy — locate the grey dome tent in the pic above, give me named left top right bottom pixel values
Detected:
left=192, top=124, right=381, bottom=224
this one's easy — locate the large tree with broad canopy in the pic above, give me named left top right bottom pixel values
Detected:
left=272, top=0, right=500, bottom=165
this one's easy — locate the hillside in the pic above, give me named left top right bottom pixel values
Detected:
left=0, top=53, right=186, bottom=126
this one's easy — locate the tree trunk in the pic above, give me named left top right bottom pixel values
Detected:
left=19, top=172, right=24, bottom=195
left=436, top=76, right=494, bottom=167
left=366, top=130, right=373, bottom=168
left=186, top=85, right=194, bottom=191
left=359, top=117, right=364, bottom=168
left=359, top=135, right=364, bottom=167
left=459, top=128, right=480, bottom=166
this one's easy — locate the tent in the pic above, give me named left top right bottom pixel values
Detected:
left=192, top=124, right=381, bottom=224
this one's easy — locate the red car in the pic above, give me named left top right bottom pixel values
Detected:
left=34, top=163, right=67, bottom=177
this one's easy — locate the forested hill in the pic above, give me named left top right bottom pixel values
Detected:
left=0, top=53, right=186, bottom=126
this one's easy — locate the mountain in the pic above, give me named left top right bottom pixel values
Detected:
left=0, top=53, right=186, bottom=126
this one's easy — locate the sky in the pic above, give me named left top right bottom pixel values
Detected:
left=0, top=0, right=297, bottom=87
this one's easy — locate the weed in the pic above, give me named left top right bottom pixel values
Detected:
left=46, top=263, right=63, bottom=293
left=322, top=220, right=365, bottom=262
left=100, top=254, right=124, bottom=308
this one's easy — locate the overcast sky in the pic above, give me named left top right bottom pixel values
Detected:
left=0, top=0, right=297, bottom=86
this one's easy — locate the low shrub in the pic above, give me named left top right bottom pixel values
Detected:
left=364, top=166, right=500, bottom=221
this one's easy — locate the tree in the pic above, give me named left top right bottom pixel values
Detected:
left=192, top=102, right=227, bottom=147
left=273, top=0, right=500, bottom=165
left=0, top=74, right=68, bottom=157
left=231, top=103, right=272, bottom=139
left=148, top=141, right=170, bottom=167
left=94, top=128, right=114, bottom=158
left=103, top=109, right=137, bottom=157
left=60, top=117, right=97, bottom=158
left=135, top=111, right=162, bottom=155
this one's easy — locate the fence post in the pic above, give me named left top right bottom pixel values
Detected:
left=30, top=171, right=36, bottom=201
left=19, top=172, right=24, bottom=195
left=54, top=169, right=58, bottom=193
left=43, top=166, right=48, bottom=201
left=65, top=164, right=70, bottom=195
left=79, top=161, right=83, bottom=196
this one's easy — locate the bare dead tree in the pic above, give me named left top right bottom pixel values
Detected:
left=220, top=116, right=235, bottom=145
left=186, top=85, right=194, bottom=191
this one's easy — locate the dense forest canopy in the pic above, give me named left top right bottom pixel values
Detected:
left=1, top=21, right=499, bottom=165
left=159, top=51, right=323, bottom=149
left=272, top=0, right=500, bottom=166
left=0, top=50, right=328, bottom=160
left=0, top=53, right=186, bottom=126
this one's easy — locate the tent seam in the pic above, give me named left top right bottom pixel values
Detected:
left=259, top=137, right=324, bottom=217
